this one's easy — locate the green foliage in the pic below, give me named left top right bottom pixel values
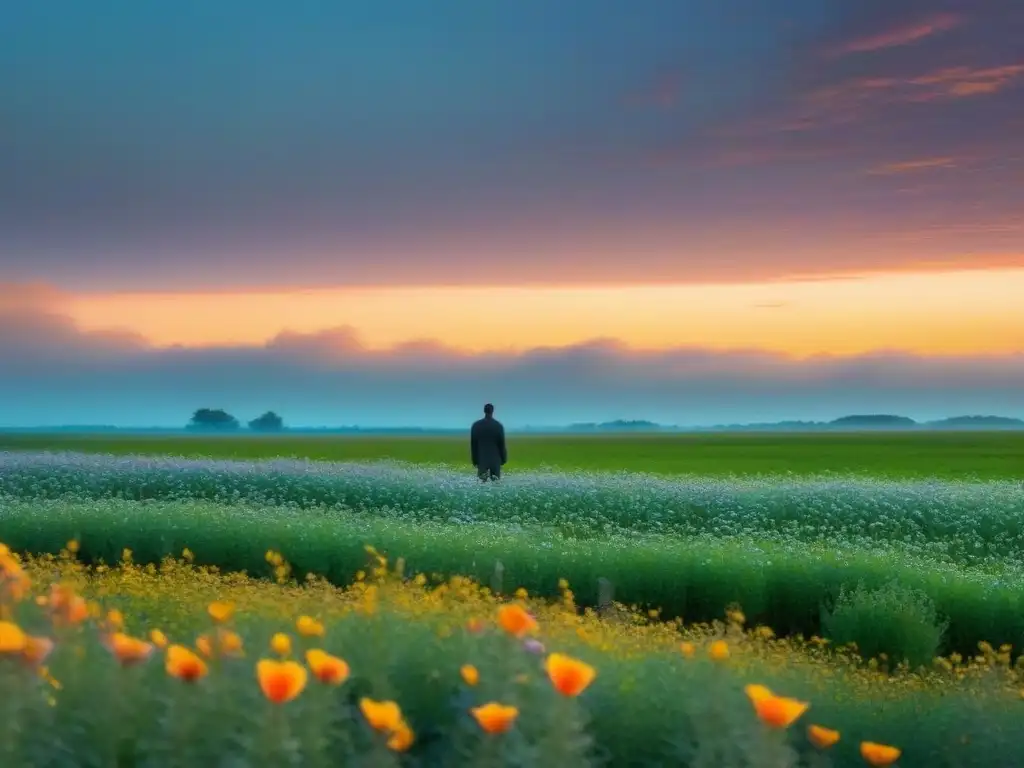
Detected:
left=3, top=560, right=1022, bottom=768
left=3, top=498, right=1024, bottom=659
left=822, top=581, right=948, bottom=669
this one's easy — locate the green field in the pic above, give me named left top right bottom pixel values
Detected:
left=3, top=432, right=1024, bottom=766
left=2, top=430, right=1023, bottom=479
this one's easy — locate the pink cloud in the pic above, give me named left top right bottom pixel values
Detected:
left=867, top=156, right=959, bottom=175
left=833, top=13, right=962, bottom=56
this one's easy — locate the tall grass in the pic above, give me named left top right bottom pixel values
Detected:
left=2, top=497, right=1022, bottom=660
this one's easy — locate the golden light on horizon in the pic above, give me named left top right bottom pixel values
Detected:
left=64, top=268, right=1024, bottom=358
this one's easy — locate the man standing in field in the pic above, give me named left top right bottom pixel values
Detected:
left=471, top=403, right=507, bottom=481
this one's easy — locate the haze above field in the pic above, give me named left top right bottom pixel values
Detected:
left=2, top=1, right=1022, bottom=427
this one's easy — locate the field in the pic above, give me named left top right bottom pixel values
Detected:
left=3, top=430, right=1024, bottom=479
left=2, top=432, right=1024, bottom=766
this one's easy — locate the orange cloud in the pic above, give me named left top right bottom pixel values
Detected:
left=58, top=268, right=1024, bottom=359
left=834, top=13, right=961, bottom=55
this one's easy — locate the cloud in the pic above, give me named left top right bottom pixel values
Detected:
left=867, top=156, right=959, bottom=175
left=2, top=284, right=1024, bottom=428
left=796, top=63, right=1024, bottom=127
left=832, top=13, right=962, bottom=56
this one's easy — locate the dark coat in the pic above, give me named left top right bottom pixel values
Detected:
left=470, top=416, right=507, bottom=470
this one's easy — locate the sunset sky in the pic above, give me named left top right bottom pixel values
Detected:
left=2, top=0, right=1023, bottom=427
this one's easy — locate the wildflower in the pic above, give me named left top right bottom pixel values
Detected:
left=709, top=640, right=730, bottom=661
left=360, top=698, right=404, bottom=732
left=196, top=634, right=214, bottom=658
left=22, top=636, right=55, bottom=666
left=460, top=664, right=480, bottom=686
left=465, top=617, right=486, bottom=634
left=105, top=609, right=125, bottom=630
left=387, top=722, right=415, bottom=752
left=296, top=615, right=325, bottom=637
left=523, top=638, right=546, bottom=655
left=808, top=724, right=840, bottom=750
left=744, top=685, right=809, bottom=729
left=679, top=642, right=695, bottom=658
left=545, top=653, right=596, bottom=697
left=208, top=601, right=234, bottom=623
left=0, top=621, right=28, bottom=653
left=257, top=659, right=308, bottom=703
left=306, top=649, right=349, bottom=685
left=106, top=632, right=155, bottom=666
left=271, top=632, right=292, bottom=656
left=514, top=587, right=528, bottom=600
left=471, top=702, right=519, bottom=734
left=219, top=629, right=244, bottom=656
left=497, top=604, right=538, bottom=637
left=48, top=585, right=89, bottom=626
left=166, top=644, right=208, bottom=682
left=149, top=629, right=168, bottom=648
left=860, top=742, right=901, bottom=766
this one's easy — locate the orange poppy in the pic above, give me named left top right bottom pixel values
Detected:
left=471, top=702, right=519, bottom=734
left=807, top=724, right=840, bottom=750
left=497, top=605, right=538, bottom=638
left=545, top=653, right=596, bottom=697
left=257, top=659, right=308, bottom=703
left=860, top=741, right=901, bottom=766
left=166, top=644, right=208, bottom=682
left=306, top=649, right=350, bottom=685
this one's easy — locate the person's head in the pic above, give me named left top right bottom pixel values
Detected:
left=483, top=403, right=494, bottom=417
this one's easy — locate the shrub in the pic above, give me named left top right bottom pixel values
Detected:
left=822, top=581, right=947, bottom=669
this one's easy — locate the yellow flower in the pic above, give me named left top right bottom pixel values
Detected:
left=471, top=702, right=519, bottom=734
left=679, top=641, right=695, bottom=658
left=460, top=664, right=480, bottom=686
left=360, top=698, right=403, bottom=732
left=497, top=604, right=538, bottom=638
left=106, top=632, right=155, bottom=666
left=166, top=644, right=208, bottom=682
left=306, top=649, right=350, bottom=685
left=296, top=615, right=325, bottom=637
left=105, top=609, right=124, bottom=630
left=807, top=724, right=840, bottom=750
left=207, top=601, right=235, bottom=623
left=270, top=632, right=292, bottom=656
left=257, top=659, right=308, bottom=703
left=149, top=629, right=169, bottom=648
left=709, top=640, right=730, bottom=661
left=545, top=653, right=596, bottom=697
left=0, top=621, right=28, bottom=653
left=860, top=741, right=901, bottom=766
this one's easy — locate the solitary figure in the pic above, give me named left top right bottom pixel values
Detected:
left=471, top=403, right=507, bottom=481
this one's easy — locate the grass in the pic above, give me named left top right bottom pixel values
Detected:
left=3, top=430, right=1024, bottom=479
left=3, top=543, right=1023, bottom=767
left=3, top=436, right=1023, bottom=765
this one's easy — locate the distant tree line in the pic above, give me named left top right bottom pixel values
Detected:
left=187, top=409, right=284, bottom=432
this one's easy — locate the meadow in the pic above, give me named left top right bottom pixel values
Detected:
left=3, top=429, right=1024, bottom=479
left=2, top=433, right=1023, bottom=766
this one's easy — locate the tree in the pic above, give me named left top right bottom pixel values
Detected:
left=248, top=411, right=284, bottom=432
left=187, top=408, right=240, bottom=431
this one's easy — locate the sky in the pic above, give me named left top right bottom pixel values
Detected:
left=1, top=0, right=1023, bottom=427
